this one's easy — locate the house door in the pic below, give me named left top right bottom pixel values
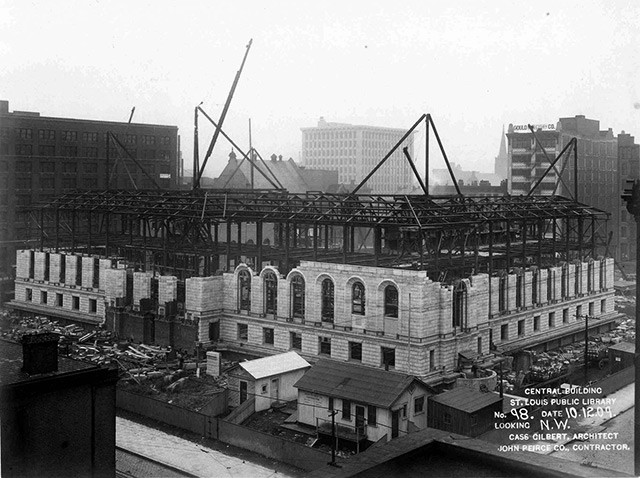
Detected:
left=391, top=409, right=400, bottom=438
left=355, top=406, right=365, bottom=436
left=271, top=378, right=280, bottom=402
left=240, top=381, right=248, bottom=404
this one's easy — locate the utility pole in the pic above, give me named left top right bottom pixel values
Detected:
left=621, top=179, right=640, bottom=477
left=582, top=314, right=589, bottom=384
left=328, top=409, right=340, bottom=468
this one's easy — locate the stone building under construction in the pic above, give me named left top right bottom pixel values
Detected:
left=8, top=114, right=623, bottom=386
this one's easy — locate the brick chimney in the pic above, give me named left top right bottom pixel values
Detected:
left=21, top=332, right=60, bottom=374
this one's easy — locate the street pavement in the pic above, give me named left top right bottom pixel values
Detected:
left=117, top=416, right=298, bottom=478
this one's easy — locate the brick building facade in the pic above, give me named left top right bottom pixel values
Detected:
left=0, top=100, right=181, bottom=281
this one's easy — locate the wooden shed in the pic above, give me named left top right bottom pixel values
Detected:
left=427, top=387, right=502, bottom=437
left=608, top=341, right=634, bottom=374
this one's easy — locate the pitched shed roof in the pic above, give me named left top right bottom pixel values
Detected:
left=429, top=387, right=502, bottom=413
left=239, top=351, right=310, bottom=380
left=293, top=359, right=431, bottom=409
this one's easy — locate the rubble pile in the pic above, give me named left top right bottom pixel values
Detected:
left=496, top=316, right=636, bottom=392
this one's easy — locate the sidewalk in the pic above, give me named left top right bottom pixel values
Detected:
left=117, top=416, right=297, bottom=478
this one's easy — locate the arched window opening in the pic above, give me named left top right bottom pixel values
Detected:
left=264, top=271, right=278, bottom=315
left=238, top=269, right=251, bottom=312
left=384, top=285, right=398, bottom=318
left=321, top=278, right=335, bottom=322
left=352, top=282, right=365, bottom=315
left=291, top=275, right=305, bottom=318
left=452, top=281, right=467, bottom=328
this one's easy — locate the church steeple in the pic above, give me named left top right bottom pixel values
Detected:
left=494, top=126, right=508, bottom=179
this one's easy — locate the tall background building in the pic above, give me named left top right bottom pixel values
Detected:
left=301, top=117, right=414, bottom=194
left=507, top=115, right=639, bottom=262
left=0, top=100, right=181, bottom=297
left=617, top=132, right=640, bottom=262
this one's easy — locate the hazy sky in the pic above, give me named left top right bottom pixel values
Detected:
left=1, top=0, right=639, bottom=179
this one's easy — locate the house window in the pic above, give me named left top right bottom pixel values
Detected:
left=349, top=342, right=362, bottom=361
left=328, top=397, right=334, bottom=411
left=362, top=405, right=375, bottom=428
left=452, top=281, right=466, bottom=328
left=443, top=413, right=452, bottom=425
left=414, top=396, right=425, bottom=414
left=381, top=347, right=395, bottom=369
left=601, top=299, right=606, bottom=313
left=72, top=296, right=80, bottom=310
left=291, top=274, right=305, bottom=318
left=89, top=299, right=97, bottom=313
left=263, top=327, right=274, bottom=345
left=319, top=336, right=331, bottom=355
left=401, top=404, right=407, bottom=419
left=351, top=282, right=365, bottom=315
left=237, top=323, right=248, bottom=341
left=500, top=324, right=508, bottom=340
left=261, top=384, right=267, bottom=394
left=342, top=399, right=351, bottom=420
left=264, top=271, right=278, bottom=314
left=56, top=293, right=63, bottom=307
left=40, top=291, right=47, bottom=304
left=384, top=284, right=398, bottom=318
left=518, top=319, right=525, bottom=336
left=533, top=316, right=540, bottom=331
left=238, top=269, right=251, bottom=312
left=321, top=278, right=334, bottom=322
left=290, top=332, right=302, bottom=350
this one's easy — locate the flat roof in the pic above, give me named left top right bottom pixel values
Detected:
left=239, top=351, right=310, bottom=380
left=429, top=387, right=502, bottom=413
left=0, top=339, right=96, bottom=387
left=608, top=341, right=635, bottom=353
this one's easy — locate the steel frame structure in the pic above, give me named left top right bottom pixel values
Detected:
left=31, top=188, right=608, bottom=283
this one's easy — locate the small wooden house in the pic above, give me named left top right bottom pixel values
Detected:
left=427, top=387, right=502, bottom=437
left=294, top=359, right=434, bottom=444
left=227, top=351, right=310, bottom=412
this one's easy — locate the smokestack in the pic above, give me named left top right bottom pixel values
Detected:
left=22, top=332, right=59, bottom=375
